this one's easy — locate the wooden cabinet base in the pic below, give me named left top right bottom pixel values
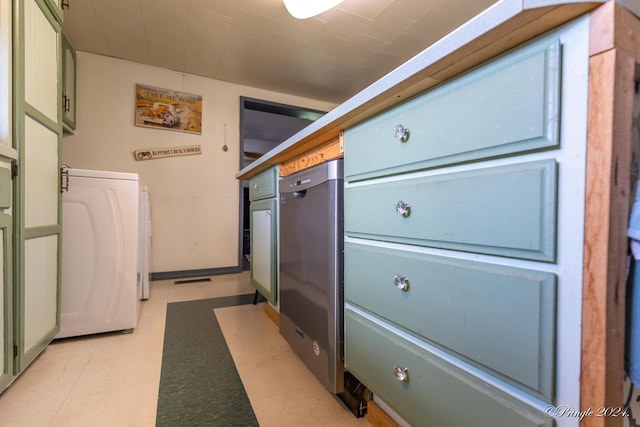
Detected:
left=262, top=302, right=279, bottom=328
left=367, top=401, right=400, bottom=427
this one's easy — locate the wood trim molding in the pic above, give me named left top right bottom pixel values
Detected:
left=590, top=1, right=640, bottom=58
left=366, top=401, right=400, bottom=427
left=278, top=133, right=343, bottom=177
left=581, top=3, right=640, bottom=426
left=262, top=302, right=279, bottom=328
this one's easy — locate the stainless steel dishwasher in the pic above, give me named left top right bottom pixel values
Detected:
left=279, top=159, right=344, bottom=394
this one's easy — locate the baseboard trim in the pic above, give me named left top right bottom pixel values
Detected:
left=367, top=401, right=401, bottom=427
left=151, top=266, right=242, bottom=281
left=262, top=302, right=280, bottom=328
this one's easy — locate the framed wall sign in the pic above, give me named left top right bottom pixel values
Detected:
left=135, top=84, right=202, bottom=135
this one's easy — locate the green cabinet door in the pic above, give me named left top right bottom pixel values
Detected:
left=42, top=0, right=64, bottom=24
left=14, top=0, right=63, bottom=372
left=61, top=32, right=76, bottom=132
left=250, top=198, right=277, bottom=304
left=0, top=209, right=12, bottom=392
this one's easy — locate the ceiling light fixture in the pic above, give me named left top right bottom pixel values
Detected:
left=283, top=0, right=344, bottom=19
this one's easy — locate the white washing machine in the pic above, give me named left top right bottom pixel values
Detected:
left=57, top=168, right=141, bottom=338
left=138, top=185, right=151, bottom=300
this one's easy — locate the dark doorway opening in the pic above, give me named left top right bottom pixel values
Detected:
left=239, top=97, right=326, bottom=270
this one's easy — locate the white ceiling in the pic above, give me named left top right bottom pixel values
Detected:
left=62, top=0, right=499, bottom=104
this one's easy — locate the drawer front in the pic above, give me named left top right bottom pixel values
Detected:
left=345, top=159, right=557, bottom=261
left=345, top=241, right=555, bottom=400
left=249, top=167, right=277, bottom=201
left=345, top=309, right=553, bottom=427
left=344, top=39, right=560, bottom=181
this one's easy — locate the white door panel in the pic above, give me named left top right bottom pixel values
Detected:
left=24, top=0, right=57, bottom=122
left=24, top=116, right=58, bottom=227
left=23, top=235, right=57, bottom=351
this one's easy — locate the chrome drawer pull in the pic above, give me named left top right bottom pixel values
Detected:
left=253, top=183, right=260, bottom=189
left=393, top=275, right=410, bottom=291
left=394, top=124, right=410, bottom=142
left=393, top=365, right=409, bottom=382
left=395, top=200, right=411, bottom=217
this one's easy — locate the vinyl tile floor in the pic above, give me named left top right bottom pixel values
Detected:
left=0, top=272, right=371, bottom=427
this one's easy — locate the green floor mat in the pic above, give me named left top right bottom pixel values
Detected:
left=156, top=294, right=259, bottom=427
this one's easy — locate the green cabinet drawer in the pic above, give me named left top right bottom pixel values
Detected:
left=345, top=241, right=555, bottom=400
left=249, top=167, right=277, bottom=201
left=345, top=309, right=553, bottom=427
left=344, top=39, right=560, bottom=181
left=345, top=159, right=557, bottom=261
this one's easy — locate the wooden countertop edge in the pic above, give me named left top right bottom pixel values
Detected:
left=235, top=0, right=605, bottom=181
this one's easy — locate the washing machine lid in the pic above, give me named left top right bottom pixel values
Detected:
left=67, top=168, right=139, bottom=181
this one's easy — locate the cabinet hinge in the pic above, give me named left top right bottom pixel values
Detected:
left=62, top=94, right=70, bottom=113
left=11, top=161, right=17, bottom=178
left=13, top=345, right=17, bottom=357
left=60, top=165, right=69, bottom=193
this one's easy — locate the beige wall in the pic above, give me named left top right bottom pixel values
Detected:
left=62, top=52, right=335, bottom=275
